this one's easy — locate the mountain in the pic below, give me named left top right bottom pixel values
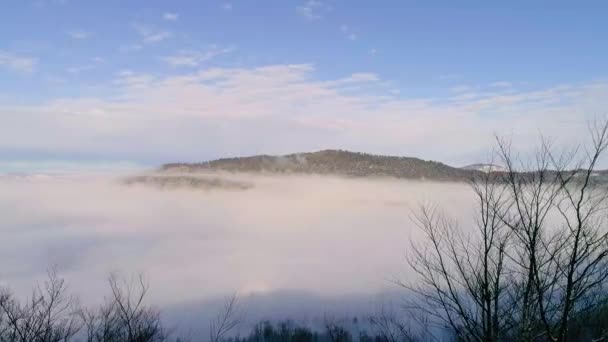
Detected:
left=160, top=149, right=484, bottom=182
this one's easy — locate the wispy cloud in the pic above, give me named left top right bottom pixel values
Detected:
left=0, top=52, right=37, bottom=73
left=161, top=47, right=235, bottom=67
left=2, top=64, right=603, bottom=164
left=340, top=24, right=357, bottom=41
left=296, top=0, right=330, bottom=21
left=163, top=12, right=179, bottom=21
left=221, top=2, right=233, bottom=11
left=67, top=29, right=91, bottom=40
left=324, top=72, right=380, bottom=87
left=144, top=32, right=171, bottom=43
left=133, top=23, right=171, bottom=43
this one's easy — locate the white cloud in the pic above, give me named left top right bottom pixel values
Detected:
left=163, top=12, right=179, bottom=21
left=92, top=57, right=105, bottom=63
left=297, top=0, right=329, bottom=20
left=161, top=47, right=235, bottom=67
left=67, top=29, right=91, bottom=39
left=144, top=32, right=171, bottom=43
left=133, top=23, right=172, bottom=43
left=112, top=70, right=155, bottom=89
left=0, top=64, right=605, bottom=165
left=324, top=72, right=380, bottom=87
left=0, top=52, right=37, bottom=73
left=222, top=2, right=233, bottom=11
left=340, top=24, right=358, bottom=41
left=369, top=48, right=378, bottom=56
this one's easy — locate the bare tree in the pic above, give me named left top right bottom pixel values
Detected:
left=405, top=120, right=608, bottom=342
left=494, top=121, right=608, bottom=341
left=322, top=316, right=351, bottom=342
left=369, top=302, right=429, bottom=342
left=79, top=273, right=170, bottom=342
left=493, top=136, right=564, bottom=341
left=539, top=122, right=608, bottom=341
left=79, top=302, right=121, bottom=342
left=209, top=294, right=242, bottom=342
left=0, top=269, right=81, bottom=342
left=403, top=165, right=513, bottom=341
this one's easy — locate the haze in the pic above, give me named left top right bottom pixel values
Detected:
left=0, top=173, right=474, bottom=306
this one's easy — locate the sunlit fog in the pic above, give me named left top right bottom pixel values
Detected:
left=0, top=173, right=475, bottom=304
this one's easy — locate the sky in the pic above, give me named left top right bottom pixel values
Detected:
left=1, top=0, right=608, bottom=171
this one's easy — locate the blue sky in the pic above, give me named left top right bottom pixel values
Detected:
left=1, top=0, right=608, bottom=171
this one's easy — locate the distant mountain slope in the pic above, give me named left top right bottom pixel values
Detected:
left=160, top=149, right=484, bottom=181
left=462, top=163, right=507, bottom=173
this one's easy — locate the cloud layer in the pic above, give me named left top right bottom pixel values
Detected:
left=1, top=63, right=605, bottom=165
left=0, top=173, right=477, bottom=307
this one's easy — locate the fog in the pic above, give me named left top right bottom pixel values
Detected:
left=0, top=172, right=478, bottom=332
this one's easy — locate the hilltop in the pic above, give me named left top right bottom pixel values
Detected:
left=159, top=149, right=483, bottom=182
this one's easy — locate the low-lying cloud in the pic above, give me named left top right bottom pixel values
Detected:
left=0, top=172, right=478, bottom=329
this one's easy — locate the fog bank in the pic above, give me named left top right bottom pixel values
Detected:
left=0, top=173, right=477, bottom=316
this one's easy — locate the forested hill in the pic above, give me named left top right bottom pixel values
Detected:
left=159, top=150, right=482, bottom=181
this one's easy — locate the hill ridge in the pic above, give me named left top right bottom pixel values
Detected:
left=160, top=149, right=482, bottom=181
